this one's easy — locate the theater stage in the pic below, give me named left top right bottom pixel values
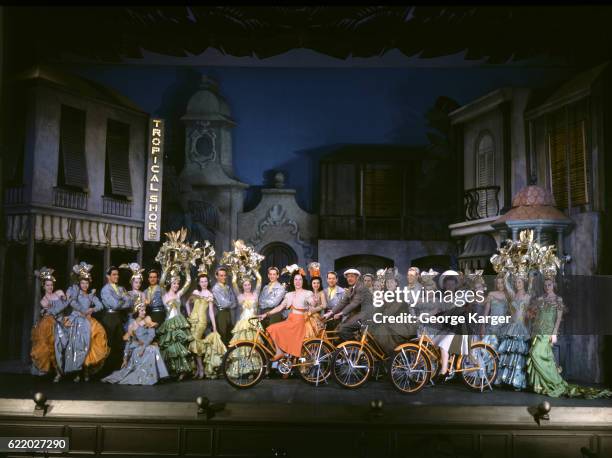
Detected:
left=1, top=374, right=612, bottom=457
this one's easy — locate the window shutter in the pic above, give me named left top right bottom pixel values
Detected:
left=105, top=120, right=132, bottom=198
left=568, top=120, right=588, bottom=206
left=476, top=134, right=495, bottom=217
left=59, top=105, right=88, bottom=189
left=548, top=111, right=568, bottom=209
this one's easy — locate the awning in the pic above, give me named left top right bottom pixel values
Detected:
left=5, top=214, right=142, bottom=250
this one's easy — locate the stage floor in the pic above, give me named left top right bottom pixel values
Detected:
left=1, top=373, right=611, bottom=408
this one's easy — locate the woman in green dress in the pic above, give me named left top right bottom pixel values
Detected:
left=527, top=276, right=611, bottom=398
left=158, top=269, right=194, bottom=381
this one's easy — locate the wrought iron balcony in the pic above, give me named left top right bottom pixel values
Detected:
left=102, top=196, right=132, bottom=217
left=464, top=186, right=500, bottom=221
left=4, top=186, right=25, bottom=206
left=53, top=187, right=88, bottom=211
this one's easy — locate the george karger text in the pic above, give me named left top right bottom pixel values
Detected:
left=372, top=287, right=486, bottom=308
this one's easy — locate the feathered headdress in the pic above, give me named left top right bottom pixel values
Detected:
left=490, top=229, right=561, bottom=280
left=35, top=266, right=56, bottom=285
left=72, top=262, right=93, bottom=281
left=155, top=228, right=215, bottom=281
left=420, top=268, right=439, bottom=290
left=308, top=262, right=321, bottom=278
left=220, top=239, right=264, bottom=283
left=120, top=262, right=145, bottom=283
left=282, top=264, right=306, bottom=277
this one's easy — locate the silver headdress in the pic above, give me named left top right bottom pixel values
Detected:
left=120, top=262, right=145, bottom=283
left=72, top=262, right=93, bottom=281
left=35, top=266, right=56, bottom=285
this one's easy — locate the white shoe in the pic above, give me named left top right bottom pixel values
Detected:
left=73, top=375, right=81, bottom=383
left=53, top=374, right=62, bottom=383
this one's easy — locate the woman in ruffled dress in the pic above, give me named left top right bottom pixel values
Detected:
left=63, top=264, right=110, bottom=382
left=230, top=270, right=262, bottom=343
left=481, top=274, right=511, bottom=350
left=30, top=267, right=69, bottom=382
left=158, top=268, right=194, bottom=381
left=188, top=266, right=225, bottom=379
left=121, top=263, right=146, bottom=331
left=527, top=275, right=611, bottom=398
left=102, top=302, right=169, bottom=385
left=495, top=271, right=531, bottom=390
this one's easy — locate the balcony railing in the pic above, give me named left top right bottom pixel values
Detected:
left=4, top=186, right=25, bottom=206
left=102, top=196, right=132, bottom=217
left=53, top=187, right=88, bottom=211
left=320, top=215, right=450, bottom=240
left=464, top=186, right=500, bottom=221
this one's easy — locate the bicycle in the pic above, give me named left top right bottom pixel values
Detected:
left=222, top=317, right=339, bottom=388
left=298, top=319, right=341, bottom=386
left=389, top=333, right=498, bottom=393
left=331, top=321, right=429, bottom=390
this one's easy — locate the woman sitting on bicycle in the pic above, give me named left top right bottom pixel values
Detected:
left=258, top=267, right=315, bottom=362
left=430, top=271, right=470, bottom=384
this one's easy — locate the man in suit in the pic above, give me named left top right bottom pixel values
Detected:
left=100, top=266, right=133, bottom=373
left=323, top=268, right=373, bottom=341
left=323, top=271, right=344, bottom=312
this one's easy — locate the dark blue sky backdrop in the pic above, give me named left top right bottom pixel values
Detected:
left=62, top=64, right=576, bottom=211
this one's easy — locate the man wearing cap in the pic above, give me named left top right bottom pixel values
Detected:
left=323, top=268, right=373, bottom=341
left=212, top=267, right=238, bottom=345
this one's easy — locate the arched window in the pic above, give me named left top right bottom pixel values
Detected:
left=476, top=132, right=496, bottom=217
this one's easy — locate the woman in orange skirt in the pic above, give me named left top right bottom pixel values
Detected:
left=31, top=267, right=70, bottom=381
left=259, top=269, right=315, bottom=360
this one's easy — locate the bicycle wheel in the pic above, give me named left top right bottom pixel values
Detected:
left=459, top=343, right=498, bottom=392
left=389, top=344, right=432, bottom=394
left=332, top=343, right=373, bottom=389
left=297, top=339, right=335, bottom=386
left=411, top=336, right=440, bottom=378
left=222, top=342, right=267, bottom=389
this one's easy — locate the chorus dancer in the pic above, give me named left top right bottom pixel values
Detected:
left=527, top=273, right=611, bottom=398
left=120, top=263, right=146, bottom=331
left=100, top=266, right=133, bottom=373
left=145, top=269, right=166, bottom=326
left=495, top=270, right=531, bottom=390
left=230, top=270, right=262, bottom=343
left=158, top=267, right=194, bottom=381
left=258, top=267, right=314, bottom=368
left=188, top=265, right=224, bottom=379
left=362, top=273, right=375, bottom=293
left=102, top=302, right=169, bottom=385
left=212, top=267, right=238, bottom=346
left=481, top=273, right=511, bottom=350
left=323, top=271, right=344, bottom=312
left=429, top=270, right=470, bottom=384
left=370, top=268, right=417, bottom=355
left=30, top=267, right=69, bottom=382
left=64, top=263, right=110, bottom=382
left=258, top=267, right=287, bottom=328
left=304, top=263, right=326, bottom=339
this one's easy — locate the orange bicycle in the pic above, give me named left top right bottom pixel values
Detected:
left=389, top=334, right=498, bottom=393
left=222, top=317, right=339, bottom=388
left=331, top=321, right=430, bottom=391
